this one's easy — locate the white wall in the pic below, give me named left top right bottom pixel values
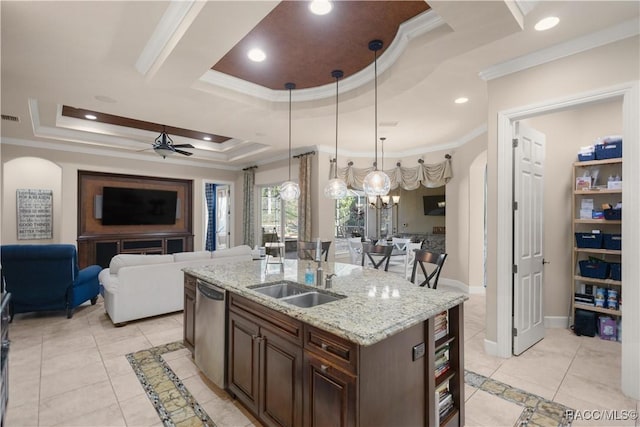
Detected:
left=1, top=144, right=238, bottom=249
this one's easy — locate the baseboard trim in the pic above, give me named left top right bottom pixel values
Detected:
left=484, top=338, right=505, bottom=358
left=544, top=316, right=569, bottom=329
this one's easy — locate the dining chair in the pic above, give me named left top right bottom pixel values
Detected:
left=391, top=237, right=411, bottom=251
left=297, top=241, right=331, bottom=261
left=403, top=242, right=423, bottom=280
left=347, top=237, right=363, bottom=265
left=361, top=243, right=393, bottom=271
left=410, top=249, right=447, bottom=288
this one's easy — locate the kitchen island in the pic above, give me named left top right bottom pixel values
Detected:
left=184, top=260, right=467, bottom=427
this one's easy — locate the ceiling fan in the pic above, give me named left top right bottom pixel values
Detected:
left=152, top=128, right=194, bottom=158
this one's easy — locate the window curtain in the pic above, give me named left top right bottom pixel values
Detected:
left=242, top=168, right=256, bottom=248
left=205, top=183, right=217, bottom=251
left=298, top=153, right=313, bottom=242
left=333, top=158, right=453, bottom=190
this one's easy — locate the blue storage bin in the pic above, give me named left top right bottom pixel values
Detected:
left=575, top=233, right=603, bottom=249
left=603, top=234, right=621, bottom=250
left=610, top=263, right=621, bottom=281
left=595, top=140, right=622, bottom=160
left=578, top=152, right=595, bottom=161
left=604, top=208, right=622, bottom=220
left=579, top=260, right=609, bottom=279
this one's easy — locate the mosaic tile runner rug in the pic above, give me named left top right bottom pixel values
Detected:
left=128, top=341, right=573, bottom=427
left=465, top=371, right=573, bottom=427
left=127, top=341, right=215, bottom=427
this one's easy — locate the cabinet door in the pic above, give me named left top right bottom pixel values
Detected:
left=228, top=311, right=260, bottom=413
left=183, top=277, right=196, bottom=354
left=303, top=351, right=356, bottom=427
left=260, top=327, right=303, bottom=427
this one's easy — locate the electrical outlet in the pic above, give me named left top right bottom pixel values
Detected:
left=412, top=342, right=425, bottom=361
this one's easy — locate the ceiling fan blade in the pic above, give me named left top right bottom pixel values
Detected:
left=175, top=149, right=193, bottom=156
left=173, top=144, right=194, bottom=148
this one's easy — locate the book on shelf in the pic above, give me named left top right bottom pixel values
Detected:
left=434, top=311, right=448, bottom=341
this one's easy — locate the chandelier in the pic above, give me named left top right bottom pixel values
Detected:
left=280, top=82, right=300, bottom=201
left=324, top=69, right=348, bottom=199
left=362, top=40, right=391, bottom=197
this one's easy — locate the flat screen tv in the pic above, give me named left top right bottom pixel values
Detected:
left=423, top=195, right=446, bottom=216
left=102, top=187, right=178, bottom=225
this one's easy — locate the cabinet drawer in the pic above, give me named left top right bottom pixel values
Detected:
left=304, top=325, right=357, bottom=374
left=229, top=293, right=303, bottom=344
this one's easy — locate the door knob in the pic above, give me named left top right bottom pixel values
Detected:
left=542, top=258, right=550, bottom=265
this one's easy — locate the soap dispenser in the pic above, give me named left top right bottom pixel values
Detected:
left=305, top=263, right=314, bottom=285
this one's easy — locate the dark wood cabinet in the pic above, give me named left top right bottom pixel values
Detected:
left=228, top=310, right=261, bottom=413
left=223, top=291, right=464, bottom=427
left=228, top=294, right=303, bottom=427
left=303, top=351, right=356, bottom=427
left=183, top=274, right=196, bottom=355
left=78, top=234, right=193, bottom=268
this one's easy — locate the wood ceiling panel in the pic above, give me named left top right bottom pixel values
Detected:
left=212, top=1, right=430, bottom=90
left=61, top=106, right=231, bottom=144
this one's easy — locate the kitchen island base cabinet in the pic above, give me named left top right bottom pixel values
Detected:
left=228, top=294, right=303, bottom=427
left=222, top=291, right=464, bottom=427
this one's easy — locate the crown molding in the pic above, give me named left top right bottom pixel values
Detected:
left=316, top=124, right=487, bottom=160
left=0, top=137, right=240, bottom=171
left=135, top=0, right=206, bottom=78
left=479, top=18, right=640, bottom=81
left=513, top=0, right=538, bottom=17
left=198, top=10, right=445, bottom=102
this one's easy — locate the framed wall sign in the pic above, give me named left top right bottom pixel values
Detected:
left=17, top=189, right=53, bottom=240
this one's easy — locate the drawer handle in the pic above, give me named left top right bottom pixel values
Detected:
left=320, top=342, right=328, bottom=350
left=320, top=364, right=329, bottom=372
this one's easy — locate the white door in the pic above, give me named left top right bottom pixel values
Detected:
left=513, top=122, right=546, bottom=355
left=216, top=185, right=230, bottom=249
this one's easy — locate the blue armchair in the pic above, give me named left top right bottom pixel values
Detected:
left=0, top=244, right=101, bottom=320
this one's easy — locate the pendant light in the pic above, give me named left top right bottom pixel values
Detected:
left=363, top=40, right=391, bottom=197
left=324, top=69, right=348, bottom=200
left=280, top=82, right=300, bottom=202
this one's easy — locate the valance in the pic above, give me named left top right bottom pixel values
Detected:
left=330, top=158, right=452, bottom=190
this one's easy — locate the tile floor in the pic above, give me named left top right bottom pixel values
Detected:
left=5, top=287, right=639, bottom=426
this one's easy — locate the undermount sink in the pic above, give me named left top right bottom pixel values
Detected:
left=249, top=281, right=345, bottom=308
left=280, top=291, right=345, bottom=308
left=250, top=281, right=312, bottom=298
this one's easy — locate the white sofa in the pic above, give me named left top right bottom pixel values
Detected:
left=98, top=245, right=252, bottom=325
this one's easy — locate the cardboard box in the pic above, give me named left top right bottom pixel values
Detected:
left=576, top=176, right=591, bottom=190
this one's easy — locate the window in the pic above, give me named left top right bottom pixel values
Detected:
left=333, top=189, right=366, bottom=254
left=259, top=185, right=298, bottom=245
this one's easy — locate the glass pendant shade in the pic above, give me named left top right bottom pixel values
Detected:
left=280, top=180, right=300, bottom=201
left=363, top=170, right=390, bottom=196
left=324, top=178, right=348, bottom=199
left=281, top=82, right=300, bottom=202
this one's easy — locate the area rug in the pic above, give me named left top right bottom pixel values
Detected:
left=127, top=341, right=215, bottom=427
left=128, top=341, right=572, bottom=427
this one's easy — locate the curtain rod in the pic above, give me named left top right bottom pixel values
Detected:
left=293, top=150, right=316, bottom=159
left=242, top=165, right=258, bottom=171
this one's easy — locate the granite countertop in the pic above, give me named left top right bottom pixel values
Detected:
left=184, top=260, right=468, bottom=346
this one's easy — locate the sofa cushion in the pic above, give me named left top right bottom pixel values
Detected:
left=173, top=251, right=212, bottom=262
left=212, top=245, right=252, bottom=258
left=109, top=254, right=174, bottom=275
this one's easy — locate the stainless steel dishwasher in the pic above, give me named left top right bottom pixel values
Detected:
left=194, top=279, right=226, bottom=389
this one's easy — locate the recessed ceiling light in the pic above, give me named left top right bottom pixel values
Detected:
left=309, top=0, right=332, bottom=15
left=203, top=136, right=212, bottom=141
left=247, top=48, right=266, bottom=62
left=535, top=16, right=559, bottom=31
left=85, top=114, right=97, bottom=120
left=454, top=97, right=469, bottom=104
